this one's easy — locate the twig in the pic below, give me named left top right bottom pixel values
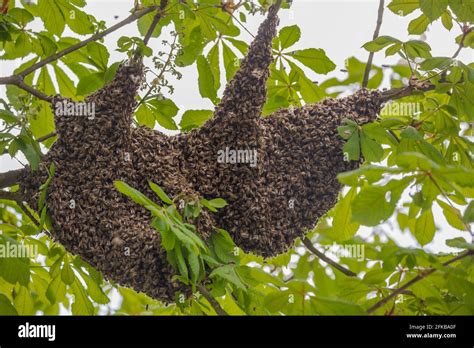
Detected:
left=367, top=250, right=474, bottom=314
left=362, top=0, right=385, bottom=88
left=36, top=132, right=57, bottom=142
left=0, top=190, right=40, bottom=228
left=302, top=238, right=357, bottom=277
left=452, top=25, right=472, bottom=59
left=143, top=0, right=169, bottom=46
left=197, top=284, right=229, bottom=316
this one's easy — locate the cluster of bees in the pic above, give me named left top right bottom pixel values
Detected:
left=20, top=8, right=382, bottom=302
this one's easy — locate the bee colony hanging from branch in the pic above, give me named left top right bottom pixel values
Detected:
left=19, top=3, right=383, bottom=302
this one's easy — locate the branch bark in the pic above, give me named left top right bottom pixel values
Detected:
left=362, top=0, right=385, bottom=88
left=143, top=0, right=169, bottom=46
left=0, top=168, right=26, bottom=189
left=0, top=75, right=52, bottom=102
left=302, top=238, right=357, bottom=277
left=367, top=250, right=474, bottom=314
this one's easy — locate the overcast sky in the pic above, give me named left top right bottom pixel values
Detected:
left=0, top=0, right=472, bottom=255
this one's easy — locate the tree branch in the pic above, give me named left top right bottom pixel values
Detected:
left=143, top=0, right=169, bottom=46
left=197, top=284, right=229, bottom=316
left=379, top=82, right=435, bottom=103
left=362, top=0, right=385, bottom=88
left=302, top=238, right=357, bottom=277
left=0, top=168, right=26, bottom=189
left=7, top=6, right=158, bottom=80
left=0, top=75, right=52, bottom=102
left=367, top=250, right=474, bottom=314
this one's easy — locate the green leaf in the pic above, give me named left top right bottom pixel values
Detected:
left=437, top=199, right=466, bottom=230
left=0, top=294, right=18, bottom=315
left=449, top=0, right=474, bottom=22
left=46, top=276, right=67, bottom=304
left=210, top=265, right=246, bottom=290
left=196, top=55, right=217, bottom=103
left=13, top=286, right=35, bottom=315
left=419, top=0, right=448, bottom=20
left=37, top=0, right=65, bottom=36
left=86, top=42, right=109, bottom=71
left=326, top=187, right=360, bottom=241
left=148, top=181, right=173, bottom=205
left=135, top=103, right=155, bottom=128
left=352, top=187, right=396, bottom=226
left=114, top=181, right=158, bottom=213
left=464, top=201, right=474, bottom=223
left=175, top=244, right=189, bottom=280
left=445, top=237, right=474, bottom=250
left=57, top=0, right=95, bottom=35
left=419, top=57, right=453, bottom=70
left=363, top=36, right=401, bottom=52
left=211, top=229, right=237, bottom=263
left=310, top=296, right=365, bottom=315
left=288, top=48, right=336, bottom=75
left=180, top=110, right=213, bottom=131
left=147, top=99, right=179, bottom=130
left=61, top=261, right=75, bottom=285
left=225, top=37, right=248, bottom=55
left=206, top=198, right=227, bottom=209
left=404, top=40, right=432, bottom=58
left=71, top=280, right=94, bottom=315
left=279, top=25, right=301, bottom=49
left=53, top=65, right=76, bottom=98
left=441, top=10, right=453, bottom=30
left=360, top=131, right=384, bottom=162
left=9, top=8, right=34, bottom=26
left=207, top=43, right=221, bottom=91
left=343, top=130, right=360, bottom=161
left=76, top=73, right=104, bottom=96
left=222, top=41, right=239, bottom=81
left=388, top=0, right=420, bottom=16
left=74, top=266, right=109, bottom=304
left=413, top=209, right=436, bottom=245
left=408, top=14, right=430, bottom=35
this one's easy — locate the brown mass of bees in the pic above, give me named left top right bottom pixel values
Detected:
left=20, top=6, right=382, bottom=302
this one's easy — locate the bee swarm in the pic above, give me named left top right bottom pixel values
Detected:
left=20, top=8, right=382, bottom=302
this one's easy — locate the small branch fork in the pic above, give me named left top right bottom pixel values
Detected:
left=143, top=0, right=170, bottom=46
left=367, top=250, right=474, bottom=314
left=302, top=238, right=473, bottom=315
left=362, top=0, right=385, bottom=88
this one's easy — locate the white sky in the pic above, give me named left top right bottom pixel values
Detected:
left=0, top=0, right=472, bottom=255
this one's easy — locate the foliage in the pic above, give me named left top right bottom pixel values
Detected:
left=0, top=0, right=472, bottom=316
